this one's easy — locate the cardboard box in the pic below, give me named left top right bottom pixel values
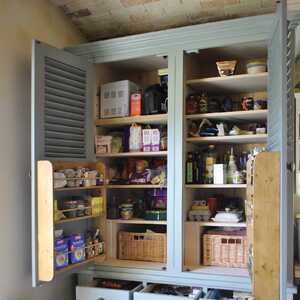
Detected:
left=151, top=129, right=160, bottom=151
left=142, top=129, right=152, bottom=152
left=100, top=80, right=139, bottom=118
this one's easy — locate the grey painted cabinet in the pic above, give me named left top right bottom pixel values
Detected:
left=31, top=1, right=296, bottom=298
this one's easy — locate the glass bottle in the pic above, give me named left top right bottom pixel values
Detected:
left=186, top=152, right=194, bottom=184
left=193, top=152, right=199, bottom=184
left=198, top=92, right=208, bottom=113
left=197, top=152, right=204, bottom=184
left=227, top=147, right=238, bottom=184
left=204, top=145, right=216, bottom=184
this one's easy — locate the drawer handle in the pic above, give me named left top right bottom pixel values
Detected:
left=97, top=298, right=104, bottom=300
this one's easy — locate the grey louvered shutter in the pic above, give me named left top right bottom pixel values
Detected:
left=32, top=40, right=94, bottom=161
left=268, top=1, right=296, bottom=299
left=31, top=41, right=94, bottom=287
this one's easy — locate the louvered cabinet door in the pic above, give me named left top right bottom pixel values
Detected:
left=31, top=40, right=94, bottom=287
left=268, top=1, right=296, bottom=299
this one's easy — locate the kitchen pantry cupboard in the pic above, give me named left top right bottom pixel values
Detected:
left=31, top=1, right=295, bottom=299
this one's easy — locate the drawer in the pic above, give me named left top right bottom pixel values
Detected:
left=76, top=279, right=142, bottom=300
left=134, top=284, right=202, bottom=300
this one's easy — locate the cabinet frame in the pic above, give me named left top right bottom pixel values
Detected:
left=31, top=8, right=295, bottom=296
left=68, top=14, right=274, bottom=292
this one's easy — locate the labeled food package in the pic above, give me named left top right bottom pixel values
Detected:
left=129, top=123, right=142, bottom=152
left=55, top=238, right=69, bottom=269
left=91, top=196, right=103, bottom=216
left=95, top=135, right=112, bottom=154
left=69, top=233, right=86, bottom=264
left=142, top=129, right=152, bottom=152
left=213, top=164, right=226, bottom=184
left=151, top=128, right=160, bottom=151
left=130, top=92, right=142, bottom=116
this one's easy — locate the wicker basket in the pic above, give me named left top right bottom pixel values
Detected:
left=203, top=232, right=247, bottom=268
left=118, top=231, right=167, bottom=263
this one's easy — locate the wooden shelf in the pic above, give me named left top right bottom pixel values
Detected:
left=97, top=258, right=166, bottom=270
left=58, top=206, right=91, bottom=213
left=107, top=218, right=167, bottom=225
left=54, top=185, right=104, bottom=192
left=185, top=110, right=267, bottom=122
left=55, top=255, right=105, bottom=274
left=184, top=265, right=249, bottom=277
left=186, top=72, right=268, bottom=94
left=186, top=221, right=246, bottom=227
left=95, top=114, right=168, bottom=127
left=185, top=184, right=246, bottom=189
left=55, top=215, right=100, bottom=224
left=97, top=151, right=167, bottom=158
left=186, top=134, right=267, bottom=144
left=106, top=184, right=166, bottom=189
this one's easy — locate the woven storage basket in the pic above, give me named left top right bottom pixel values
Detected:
left=118, top=231, right=167, bottom=263
left=203, top=233, right=247, bottom=268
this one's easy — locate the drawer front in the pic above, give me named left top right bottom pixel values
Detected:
left=134, top=284, right=201, bottom=300
left=76, top=286, right=133, bottom=300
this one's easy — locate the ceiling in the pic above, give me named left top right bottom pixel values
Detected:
left=51, top=0, right=278, bottom=41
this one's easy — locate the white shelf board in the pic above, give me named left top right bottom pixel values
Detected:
left=185, top=184, right=246, bottom=189
left=97, top=151, right=167, bottom=158
left=97, top=259, right=166, bottom=270
left=106, top=184, right=166, bottom=189
left=107, top=218, right=167, bottom=225
left=186, top=72, right=268, bottom=94
left=95, top=114, right=167, bottom=127
left=184, top=265, right=249, bottom=277
left=185, top=110, right=267, bottom=122
left=186, top=134, right=267, bottom=144
left=186, top=221, right=246, bottom=227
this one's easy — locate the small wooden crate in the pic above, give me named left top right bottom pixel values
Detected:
left=118, top=231, right=167, bottom=263
left=203, top=232, right=247, bottom=268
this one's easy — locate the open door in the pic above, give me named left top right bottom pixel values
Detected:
left=31, top=40, right=94, bottom=286
left=268, top=1, right=296, bottom=299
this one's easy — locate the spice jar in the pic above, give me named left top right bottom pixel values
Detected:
left=120, top=203, right=134, bottom=220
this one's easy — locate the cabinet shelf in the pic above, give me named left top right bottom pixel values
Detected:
left=55, top=255, right=105, bottom=274
left=185, top=109, right=267, bottom=122
left=97, top=151, right=167, bottom=158
left=185, top=184, right=246, bottom=189
left=106, top=184, right=166, bottom=189
left=186, top=221, right=246, bottom=227
left=55, top=215, right=100, bottom=224
left=97, top=258, right=166, bottom=270
left=54, top=185, right=104, bottom=192
left=95, top=114, right=168, bottom=127
left=184, top=265, right=249, bottom=277
left=186, top=134, right=267, bottom=144
left=186, top=72, right=268, bottom=94
left=107, top=218, right=167, bottom=225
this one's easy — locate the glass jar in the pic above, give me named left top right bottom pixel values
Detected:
left=120, top=203, right=134, bottom=220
